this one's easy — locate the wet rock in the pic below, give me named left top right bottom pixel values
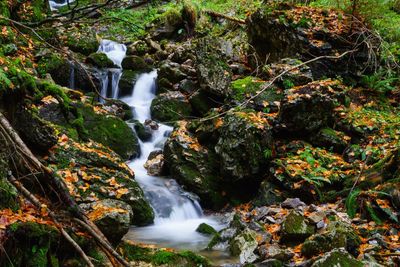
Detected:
left=131, top=120, right=152, bottom=142
left=14, top=108, right=58, bottom=152
left=86, top=52, right=115, bottom=68
left=280, top=210, right=314, bottom=243
left=179, top=79, right=197, bottom=94
left=103, top=99, right=133, bottom=120
left=121, top=55, right=152, bottom=72
left=311, top=248, right=364, bottom=267
left=119, top=70, right=140, bottom=97
left=277, top=80, right=348, bottom=134
left=164, top=122, right=223, bottom=209
left=150, top=91, right=192, bottom=123
left=247, top=6, right=378, bottom=79
left=196, top=223, right=217, bottom=235
left=37, top=53, right=72, bottom=88
left=281, top=198, right=306, bottom=209
left=144, top=154, right=165, bottom=176
left=148, top=150, right=163, bottom=160
left=229, top=228, right=259, bottom=264
left=215, top=111, right=273, bottom=185
left=302, top=220, right=361, bottom=257
left=144, top=119, right=159, bottom=130
left=79, top=199, right=133, bottom=243
left=126, top=40, right=150, bottom=56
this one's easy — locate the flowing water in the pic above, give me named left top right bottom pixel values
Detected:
left=97, top=40, right=126, bottom=100
left=49, top=0, right=75, bottom=10
left=96, top=40, right=235, bottom=264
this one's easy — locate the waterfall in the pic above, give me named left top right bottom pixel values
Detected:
left=121, top=71, right=222, bottom=250
left=96, top=40, right=222, bottom=250
left=49, top=0, right=75, bottom=11
left=97, top=40, right=127, bottom=100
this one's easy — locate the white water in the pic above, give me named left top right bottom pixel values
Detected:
left=49, top=0, right=75, bottom=11
left=97, top=40, right=127, bottom=100
left=96, top=40, right=225, bottom=255
left=120, top=71, right=223, bottom=249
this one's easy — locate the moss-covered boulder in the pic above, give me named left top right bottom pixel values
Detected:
left=247, top=5, right=378, bottom=79
left=48, top=138, right=154, bottom=226
left=196, top=39, right=232, bottom=98
left=311, top=248, right=364, bottom=267
left=86, top=52, right=116, bottom=68
left=37, top=53, right=71, bottom=87
left=215, top=111, right=273, bottom=184
left=65, top=31, right=99, bottom=56
left=121, top=55, right=151, bottom=72
left=117, top=240, right=211, bottom=266
left=103, top=99, right=133, bottom=121
left=164, top=121, right=224, bottom=209
left=39, top=102, right=139, bottom=160
left=131, top=120, right=152, bottom=142
left=229, top=228, right=259, bottom=264
left=302, top=221, right=361, bottom=257
left=310, top=128, right=350, bottom=153
left=80, top=199, right=133, bottom=243
left=263, top=58, right=313, bottom=87
left=280, top=211, right=315, bottom=243
left=2, top=222, right=60, bottom=267
left=119, top=70, right=139, bottom=97
left=14, top=107, right=58, bottom=152
left=150, top=91, right=192, bottom=123
left=277, top=80, right=348, bottom=134
left=157, top=61, right=187, bottom=85
left=196, top=223, right=217, bottom=235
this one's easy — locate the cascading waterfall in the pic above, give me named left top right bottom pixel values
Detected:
left=97, top=40, right=127, bottom=100
left=49, top=0, right=75, bottom=11
left=95, top=40, right=223, bottom=250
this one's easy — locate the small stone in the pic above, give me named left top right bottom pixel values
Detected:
left=281, top=198, right=306, bottom=209
left=280, top=211, right=315, bottom=243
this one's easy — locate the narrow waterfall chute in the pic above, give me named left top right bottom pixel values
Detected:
left=49, top=0, right=75, bottom=11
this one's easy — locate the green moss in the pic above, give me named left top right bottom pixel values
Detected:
left=152, top=251, right=178, bottom=265
left=87, top=52, right=115, bottom=68
left=231, top=76, right=263, bottom=102
left=196, top=223, right=217, bottom=235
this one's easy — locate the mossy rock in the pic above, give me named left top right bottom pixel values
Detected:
left=189, top=90, right=216, bottom=116
left=66, top=31, right=99, bottom=56
left=3, top=222, right=60, bottom=267
left=37, top=53, right=71, bottom=87
left=119, top=70, right=140, bottom=97
left=302, top=220, right=361, bottom=257
left=311, top=248, right=364, bottom=267
left=121, top=55, right=151, bottom=72
left=117, top=241, right=211, bottom=266
left=280, top=211, right=315, bottom=243
left=150, top=91, right=192, bottom=124
left=229, top=228, right=259, bottom=264
left=86, top=52, right=115, bottom=68
left=310, top=128, right=349, bottom=153
left=196, top=223, right=217, bottom=235
left=131, top=120, right=152, bottom=142
left=79, top=104, right=140, bottom=160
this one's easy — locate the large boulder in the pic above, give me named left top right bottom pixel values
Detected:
left=119, top=70, right=139, bottom=97
left=280, top=210, right=315, bottom=243
left=80, top=199, right=133, bottom=243
left=164, top=121, right=223, bottom=209
left=215, top=111, right=273, bottom=184
left=86, top=52, right=115, bottom=68
left=38, top=101, right=140, bottom=160
left=65, top=30, right=99, bottom=56
left=121, top=55, right=151, bottom=72
left=311, top=248, right=364, bottom=267
left=302, top=221, right=361, bottom=257
left=150, top=91, right=192, bottom=123
left=247, top=5, right=379, bottom=79
left=277, top=79, right=348, bottom=134
left=229, top=228, right=259, bottom=264
left=48, top=137, right=154, bottom=226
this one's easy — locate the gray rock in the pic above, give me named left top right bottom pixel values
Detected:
left=281, top=198, right=306, bottom=209
left=79, top=199, right=133, bottom=243
left=311, top=248, right=364, bottom=267
left=229, top=228, right=259, bottom=264
left=281, top=210, right=315, bottom=243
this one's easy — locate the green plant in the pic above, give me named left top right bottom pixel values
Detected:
left=345, top=189, right=361, bottom=218
left=361, top=70, right=399, bottom=93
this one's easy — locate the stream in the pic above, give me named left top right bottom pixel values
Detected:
left=96, top=40, right=236, bottom=265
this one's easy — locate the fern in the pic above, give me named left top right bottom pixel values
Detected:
left=366, top=201, right=383, bottom=225
left=345, top=189, right=361, bottom=218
